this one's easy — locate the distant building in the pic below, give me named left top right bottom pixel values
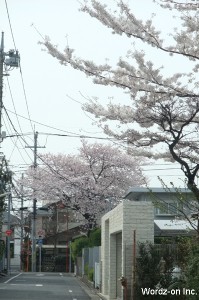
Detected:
left=1, top=212, right=21, bottom=271
left=125, top=187, right=196, bottom=237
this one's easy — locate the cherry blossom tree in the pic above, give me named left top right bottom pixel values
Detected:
left=19, top=141, right=145, bottom=227
left=40, top=1, right=199, bottom=216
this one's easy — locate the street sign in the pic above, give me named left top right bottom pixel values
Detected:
left=5, top=229, right=12, bottom=236
left=37, top=239, right=43, bottom=246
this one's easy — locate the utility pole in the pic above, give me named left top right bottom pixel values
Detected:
left=26, top=131, right=45, bottom=272
left=0, top=32, right=20, bottom=144
left=7, top=189, right=11, bottom=275
left=0, top=32, right=19, bottom=274
left=20, top=173, right=24, bottom=271
left=0, top=32, right=4, bottom=140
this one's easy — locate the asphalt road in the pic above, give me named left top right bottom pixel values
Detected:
left=0, top=272, right=92, bottom=300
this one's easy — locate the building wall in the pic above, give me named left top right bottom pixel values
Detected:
left=101, top=200, right=154, bottom=300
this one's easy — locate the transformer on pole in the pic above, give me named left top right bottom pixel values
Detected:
left=0, top=31, right=20, bottom=143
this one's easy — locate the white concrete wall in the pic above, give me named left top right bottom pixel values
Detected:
left=101, top=200, right=154, bottom=300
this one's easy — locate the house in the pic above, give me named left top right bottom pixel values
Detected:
left=35, top=203, right=85, bottom=250
left=99, top=187, right=196, bottom=300
left=124, top=187, right=196, bottom=237
left=24, top=202, right=87, bottom=272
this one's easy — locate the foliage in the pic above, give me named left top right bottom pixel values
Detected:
left=174, top=237, right=192, bottom=272
left=136, top=242, right=174, bottom=299
left=84, top=263, right=94, bottom=281
left=41, top=0, right=199, bottom=222
left=88, top=228, right=101, bottom=247
left=185, top=242, right=199, bottom=299
left=71, top=228, right=101, bottom=261
left=139, top=238, right=199, bottom=299
left=84, top=263, right=89, bottom=275
left=18, top=141, right=145, bottom=227
left=0, top=240, right=5, bottom=260
left=88, top=268, right=94, bottom=281
left=71, top=236, right=89, bottom=261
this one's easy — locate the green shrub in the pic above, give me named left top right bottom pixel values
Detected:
left=88, top=228, right=101, bottom=247
left=71, top=227, right=101, bottom=261
left=88, top=268, right=94, bottom=281
left=84, top=263, right=89, bottom=275
left=71, top=237, right=89, bottom=261
left=185, top=242, right=199, bottom=300
left=136, top=242, right=174, bottom=300
left=0, top=240, right=5, bottom=259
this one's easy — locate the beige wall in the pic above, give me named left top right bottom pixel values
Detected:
left=101, top=200, right=154, bottom=300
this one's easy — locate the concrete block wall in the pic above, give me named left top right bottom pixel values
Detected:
left=101, top=200, right=154, bottom=300
left=123, top=201, right=154, bottom=297
left=101, top=219, right=110, bottom=296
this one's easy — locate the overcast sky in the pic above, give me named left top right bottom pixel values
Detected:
left=0, top=0, right=187, bottom=188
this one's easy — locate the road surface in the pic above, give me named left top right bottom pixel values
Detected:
left=0, top=272, right=92, bottom=300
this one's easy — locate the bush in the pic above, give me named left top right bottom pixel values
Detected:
left=71, top=237, right=89, bottom=261
left=84, top=263, right=89, bottom=275
left=185, top=242, right=199, bottom=299
left=0, top=240, right=5, bottom=259
left=71, top=227, right=101, bottom=261
left=136, top=242, right=174, bottom=300
left=88, top=228, right=101, bottom=247
left=88, top=268, right=94, bottom=281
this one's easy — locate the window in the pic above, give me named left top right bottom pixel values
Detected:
left=155, top=202, right=178, bottom=215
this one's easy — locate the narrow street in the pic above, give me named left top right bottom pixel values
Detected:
left=0, top=272, right=92, bottom=300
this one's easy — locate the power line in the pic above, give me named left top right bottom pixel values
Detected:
left=4, top=0, right=34, bottom=133
left=3, top=107, right=34, bottom=163
left=4, top=0, right=17, bottom=50
left=5, top=108, right=83, bottom=136
left=5, top=74, right=24, bottom=134
left=19, top=66, right=34, bottom=132
left=38, top=132, right=116, bottom=140
left=4, top=108, right=121, bottom=142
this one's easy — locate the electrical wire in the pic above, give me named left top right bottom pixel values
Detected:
left=3, top=107, right=34, bottom=163
left=5, top=74, right=25, bottom=135
left=19, top=66, right=34, bottom=132
left=4, top=0, right=34, bottom=133
left=5, top=108, right=83, bottom=136
left=2, top=114, right=23, bottom=162
left=4, top=0, right=16, bottom=50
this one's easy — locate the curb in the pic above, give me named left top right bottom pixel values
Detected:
left=76, top=276, right=102, bottom=300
